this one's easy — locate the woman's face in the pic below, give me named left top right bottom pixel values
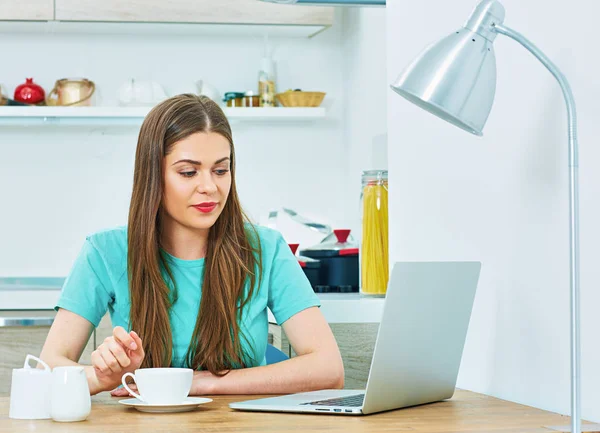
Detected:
left=162, top=132, right=232, bottom=232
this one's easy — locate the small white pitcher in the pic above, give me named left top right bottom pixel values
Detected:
left=50, top=366, right=91, bottom=422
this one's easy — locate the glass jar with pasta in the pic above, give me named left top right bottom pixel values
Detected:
left=359, top=170, right=389, bottom=296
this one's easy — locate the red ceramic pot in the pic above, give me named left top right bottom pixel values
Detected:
left=14, top=78, right=45, bottom=104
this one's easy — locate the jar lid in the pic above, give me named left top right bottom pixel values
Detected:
left=362, top=169, right=388, bottom=181
left=300, top=229, right=359, bottom=258
left=244, top=91, right=256, bottom=96
left=223, top=92, right=245, bottom=101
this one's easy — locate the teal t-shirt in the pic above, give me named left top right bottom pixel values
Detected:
left=55, top=224, right=320, bottom=368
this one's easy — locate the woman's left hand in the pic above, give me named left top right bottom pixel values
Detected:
left=110, top=384, right=137, bottom=397
left=189, top=370, right=218, bottom=395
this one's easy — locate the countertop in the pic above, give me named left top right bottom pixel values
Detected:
left=0, top=278, right=384, bottom=324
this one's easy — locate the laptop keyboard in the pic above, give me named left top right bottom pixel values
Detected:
left=302, top=394, right=365, bottom=407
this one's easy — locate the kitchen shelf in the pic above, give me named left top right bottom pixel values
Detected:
left=0, top=20, right=330, bottom=39
left=0, top=106, right=327, bottom=125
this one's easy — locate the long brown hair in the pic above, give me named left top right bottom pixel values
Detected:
left=127, top=94, right=261, bottom=375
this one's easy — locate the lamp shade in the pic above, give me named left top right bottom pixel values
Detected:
left=391, top=29, right=497, bottom=136
left=390, top=0, right=507, bottom=136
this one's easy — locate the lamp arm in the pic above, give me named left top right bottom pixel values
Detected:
left=493, top=23, right=581, bottom=433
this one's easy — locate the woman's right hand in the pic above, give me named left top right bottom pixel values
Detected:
left=91, top=326, right=145, bottom=392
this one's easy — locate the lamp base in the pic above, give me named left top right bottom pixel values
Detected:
left=543, top=424, right=600, bottom=433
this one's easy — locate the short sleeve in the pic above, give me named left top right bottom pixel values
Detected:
left=55, top=238, right=113, bottom=328
left=267, top=232, right=321, bottom=325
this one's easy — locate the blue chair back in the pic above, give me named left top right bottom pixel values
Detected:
left=266, top=344, right=289, bottom=365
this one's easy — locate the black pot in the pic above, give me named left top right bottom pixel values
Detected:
left=299, top=229, right=359, bottom=293
left=288, top=243, right=323, bottom=290
left=298, top=256, right=321, bottom=288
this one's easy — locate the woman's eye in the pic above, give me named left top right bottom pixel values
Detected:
left=180, top=171, right=197, bottom=178
left=215, top=169, right=230, bottom=176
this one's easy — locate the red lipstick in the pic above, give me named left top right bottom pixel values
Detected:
left=192, top=202, right=217, bottom=213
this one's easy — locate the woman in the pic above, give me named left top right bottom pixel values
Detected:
left=40, top=94, right=344, bottom=396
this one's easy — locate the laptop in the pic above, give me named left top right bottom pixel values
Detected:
left=229, top=261, right=481, bottom=415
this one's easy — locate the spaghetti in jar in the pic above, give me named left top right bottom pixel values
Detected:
left=360, top=170, right=389, bottom=296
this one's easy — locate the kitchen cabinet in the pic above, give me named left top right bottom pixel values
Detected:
left=331, top=323, right=379, bottom=389
left=268, top=323, right=291, bottom=356
left=93, top=314, right=114, bottom=349
left=269, top=322, right=379, bottom=390
left=0, top=0, right=53, bottom=20
left=55, top=0, right=333, bottom=26
left=1, top=308, right=378, bottom=392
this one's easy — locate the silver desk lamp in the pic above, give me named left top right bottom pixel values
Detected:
left=391, top=1, right=581, bottom=431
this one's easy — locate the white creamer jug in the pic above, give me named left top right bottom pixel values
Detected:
left=9, top=354, right=52, bottom=419
left=51, top=366, right=91, bottom=422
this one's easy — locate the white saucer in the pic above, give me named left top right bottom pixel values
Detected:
left=118, top=397, right=213, bottom=413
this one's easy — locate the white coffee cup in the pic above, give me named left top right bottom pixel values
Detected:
left=121, top=368, right=193, bottom=405
left=9, top=354, right=52, bottom=420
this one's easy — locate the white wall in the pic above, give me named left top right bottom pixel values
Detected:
left=341, top=7, right=387, bottom=239
left=0, top=21, right=348, bottom=275
left=265, top=8, right=387, bottom=248
left=388, top=0, right=599, bottom=421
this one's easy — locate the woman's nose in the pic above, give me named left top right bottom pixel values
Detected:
left=195, top=172, right=217, bottom=194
